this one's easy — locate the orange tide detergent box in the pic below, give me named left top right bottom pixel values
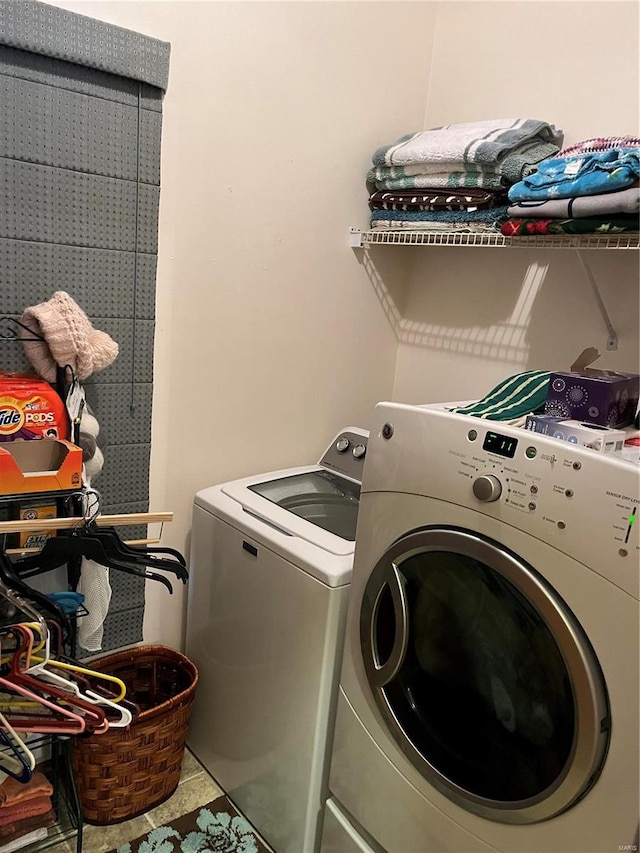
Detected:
left=0, top=373, right=69, bottom=443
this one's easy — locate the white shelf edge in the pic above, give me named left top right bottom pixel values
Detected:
left=349, top=228, right=640, bottom=250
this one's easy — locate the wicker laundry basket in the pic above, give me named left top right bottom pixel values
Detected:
left=72, top=644, right=199, bottom=825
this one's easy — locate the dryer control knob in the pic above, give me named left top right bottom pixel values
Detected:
left=352, top=443, right=367, bottom=460
left=473, top=475, right=502, bottom=502
left=336, top=437, right=350, bottom=453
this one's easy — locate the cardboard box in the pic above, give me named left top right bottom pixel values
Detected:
left=525, top=415, right=626, bottom=453
left=545, top=369, right=639, bottom=428
left=0, top=438, right=83, bottom=496
left=14, top=500, right=58, bottom=548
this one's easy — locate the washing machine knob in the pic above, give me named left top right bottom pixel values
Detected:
left=352, top=443, right=367, bottom=460
left=336, top=437, right=350, bottom=453
left=473, top=474, right=502, bottom=502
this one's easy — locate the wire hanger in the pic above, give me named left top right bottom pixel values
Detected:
left=0, top=317, right=46, bottom=342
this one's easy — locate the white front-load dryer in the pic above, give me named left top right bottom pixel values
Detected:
left=323, top=402, right=639, bottom=853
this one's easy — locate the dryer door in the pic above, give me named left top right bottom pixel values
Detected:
left=360, top=526, right=610, bottom=825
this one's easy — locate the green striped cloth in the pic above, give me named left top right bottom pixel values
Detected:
left=450, top=370, right=551, bottom=420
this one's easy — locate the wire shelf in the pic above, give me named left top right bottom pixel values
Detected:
left=19, top=737, right=82, bottom=853
left=351, top=229, right=640, bottom=250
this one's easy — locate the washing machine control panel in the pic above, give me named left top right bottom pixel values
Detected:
left=320, top=428, right=369, bottom=483
left=366, top=404, right=640, bottom=597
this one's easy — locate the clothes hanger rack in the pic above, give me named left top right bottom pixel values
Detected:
left=0, top=512, right=173, bottom=535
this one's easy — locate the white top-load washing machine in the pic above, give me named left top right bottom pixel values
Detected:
left=322, top=403, right=639, bottom=853
left=185, top=427, right=369, bottom=853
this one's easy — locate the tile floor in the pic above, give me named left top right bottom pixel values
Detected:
left=50, top=749, right=271, bottom=853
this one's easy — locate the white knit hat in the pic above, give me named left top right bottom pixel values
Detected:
left=20, top=291, right=119, bottom=382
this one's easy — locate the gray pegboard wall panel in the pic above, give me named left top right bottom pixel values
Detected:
left=0, top=1, right=170, bottom=90
left=132, top=321, right=156, bottom=383
left=136, top=254, right=158, bottom=320
left=0, top=324, right=36, bottom=375
left=84, top=383, right=153, bottom=447
left=100, top=501, right=150, bottom=545
left=0, top=43, right=140, bottom=106
left=0, top=161, right=138, bottom=249
left=106, top=570, right=146, bottom=614
left=140, top=82, right=162, bottom=113
left=139, top=109, right=162, bottom=185
left=93, top=444, right=151, bottom=507
left=136, top=184, right=161, bottom=253
left=0, top=240, right=137, bottom=317
left=0, top=74, right=140, bottom=179
left=92, top=605, right=144, bottom=656
left=2, top=318, right=155, bottom=386
left=81, top=318, right=155, bottom=386
left=0, top=21, right=167, bottom=653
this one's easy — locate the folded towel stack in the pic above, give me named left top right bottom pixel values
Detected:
left=367, top=118, right=563, bottom=232
left=502, top=137, right=640, bottom=236
left=0, top=772, right=55, bottom=847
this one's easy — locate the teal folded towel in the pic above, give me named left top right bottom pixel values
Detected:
left=451, top=370, right=551, bottom=420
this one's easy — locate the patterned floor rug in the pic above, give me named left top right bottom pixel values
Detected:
left=110, top=794, right=271, bottom=853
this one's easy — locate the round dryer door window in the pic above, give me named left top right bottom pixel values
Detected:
left=360, top=527, right=610, bottom=825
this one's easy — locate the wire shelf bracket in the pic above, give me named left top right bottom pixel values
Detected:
left=575, top=249, right=618, bottom=351
left=347, top=228, right=636, bottom=351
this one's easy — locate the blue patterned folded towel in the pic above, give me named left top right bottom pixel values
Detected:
left=508, top=148, right=640, bottom=202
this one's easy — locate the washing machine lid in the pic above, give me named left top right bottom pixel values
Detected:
left=214, top=465, right=359, bottom=557
left=195, top=470, right=355, bottom=587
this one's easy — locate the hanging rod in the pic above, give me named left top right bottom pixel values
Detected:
left=0, top=511, right=173, bottom=535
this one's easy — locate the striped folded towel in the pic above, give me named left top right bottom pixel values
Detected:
left=373, top=119, right=562, bottom=168
left=450, top=371, right=551, bottom=421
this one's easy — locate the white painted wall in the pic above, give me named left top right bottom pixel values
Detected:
left=44, top=0, right=437, bottom=648
left=391, top=0, right=640, bottom=404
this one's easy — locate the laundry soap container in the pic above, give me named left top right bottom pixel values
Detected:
left=72, top=645, right=198, bottom=825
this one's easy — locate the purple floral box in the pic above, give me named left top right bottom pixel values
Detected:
left=545, top=370, right=640, bottom=427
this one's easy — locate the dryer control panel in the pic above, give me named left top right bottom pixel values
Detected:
left=365, top=403, right=640, bottom=598
left=320, top=428, right=369, bottom=484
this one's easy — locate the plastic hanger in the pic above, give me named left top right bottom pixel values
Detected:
left=0, top=710, right=35, bottom=781
left=63, top=487, right=187, bottom=575
left=0, top=621, right=47, bottom=664
left=12, top=532, right=176, bottom=594
left=82, top=689, right=132, bottom=728
left=23, top=630, right=92, bottom=698
left=5, top=626, right=108, bottom=734
left=28, top=652, right=127, bottom=704
left=25, top=639, right=130, bottom=725
left=0, top=661, right=86, bottom=735
left=88, top=526, right=187, bottom=572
